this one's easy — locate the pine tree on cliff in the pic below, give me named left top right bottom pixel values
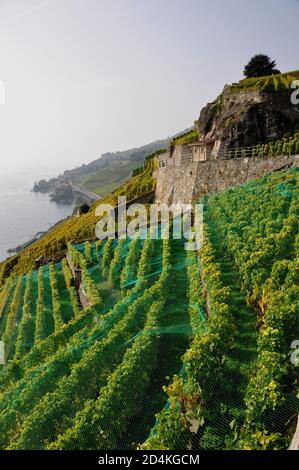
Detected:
left=244, top=54, right=280, bottom=78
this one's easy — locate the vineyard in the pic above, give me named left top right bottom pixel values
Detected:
left=228, top=70, right=299, bottom=94
left=225, top=131, right=299, bottom=159
left=0, top=168, right=297, bottom=450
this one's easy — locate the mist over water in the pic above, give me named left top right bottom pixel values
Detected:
left=0, top=169, right=74, bottom=262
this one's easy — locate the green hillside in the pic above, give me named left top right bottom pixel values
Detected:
left=64, top=138, right=171, bottom=197
left=40, top=133, right=190, bottom=199
left=0, top=168, right=297, bottom=450
left=228, top=70, right=299, bottom=94
left=75, top=160, right=144, bottom=197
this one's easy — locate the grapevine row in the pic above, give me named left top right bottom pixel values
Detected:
left=49, top=263, right=64, bottom=331
left=141, top=228, right=231, bottom=449
left=120, top=237, right=142, bottom=291
left=206, top=169, right=298, bottom=449
left=2, top=276, right=24, bottom=361
left=14, top=272, right=34, bottom=359
left=50, top=300, right=165, bottom=449
left=8, top=238, right=170, bottom=449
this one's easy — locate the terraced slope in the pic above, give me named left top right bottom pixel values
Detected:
left=141, top=168, right=298, bottom=451
left=0, top=168, right=297, bottom=450
left=0, top=232, right=193, bottom=449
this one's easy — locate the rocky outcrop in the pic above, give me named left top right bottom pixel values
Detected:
left=197, top=88, right=299, bottom=149
left=33, top=179, right=55, bottom=193
left=50, top=179, right=73, bottom=204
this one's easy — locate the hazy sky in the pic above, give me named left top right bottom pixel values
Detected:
left=0, top=0, right=298, bottom=177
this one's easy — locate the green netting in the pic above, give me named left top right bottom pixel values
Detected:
left=0, top=168, right=297, bottom=450
left=0, top=232, right=201, bottom=450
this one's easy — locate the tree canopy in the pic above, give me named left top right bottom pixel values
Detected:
left=244, top=54, right=280, bottom=78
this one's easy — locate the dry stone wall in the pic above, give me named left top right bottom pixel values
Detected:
left=155, top=154, right=296, bottom=204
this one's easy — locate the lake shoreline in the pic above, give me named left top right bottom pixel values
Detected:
left=0, top=171, right=74, bottom=263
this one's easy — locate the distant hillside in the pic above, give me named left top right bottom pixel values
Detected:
left=63, top=138, right=171, bottom=196
left=1, top=154, right=160, bottom=282
left=35, top=132, right=189, bottom=199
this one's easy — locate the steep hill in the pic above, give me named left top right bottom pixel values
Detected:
left=0, top=70, right=298, bottom=451
left=0, top=168, right=297, bottom=450
left=63, top=138, right=171, bottom=197
left=2, top=71, right=299, bottom=283
left=34, top=133, right=190, bottom=199
left=197, top=70, right=299, bottom=148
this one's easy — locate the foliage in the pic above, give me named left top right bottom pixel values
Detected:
left=49, top=263, right=64, bottom=332
left=141, top=230, right=232, bottom=450
left=14, top=272, right=34, bottom=359
left=120, top=237, right=142, bottom=291
left=229, top=70, right=299, bottom=94
left=0, top=277, right=15, bottom=320
left=61, top=259, right=73, bottom=289
left=206, top=168, right=299, bottom=449
left=84, top=242, right=92, bottom=265
left=244, top=54, right=280, bottom=78
left=49, top=300, right=164, bottom=449
left=108, top=239, right=126, bottom=288
left=227, top=131, right=299, bottom=159
left=132, top=166, right=144, bottom=177
left=101, top=239, right=114, bottom=279
left=2, top=276, right=24, bottom=361
left=34, top=267, right=46, bottom=344
left=171, top=129, right=198, bottom=146
left=81, top=263, right=102, bottom=308
left=0, top=169, right=297, bottom=450
left=68, top=287, right=82, bottom=317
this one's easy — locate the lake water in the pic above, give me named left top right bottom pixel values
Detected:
left=0, top=169, right=74, bottom=262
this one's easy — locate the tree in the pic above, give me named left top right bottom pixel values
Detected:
left=78, top=203, right=90, bottom=215
left=244, top=54, right=280, bottom=78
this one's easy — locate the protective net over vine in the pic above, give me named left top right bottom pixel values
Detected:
left=0, top=168, right=298, bottom=450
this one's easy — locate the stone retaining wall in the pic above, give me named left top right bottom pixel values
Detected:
left=155, top=154, right=296, bottom=204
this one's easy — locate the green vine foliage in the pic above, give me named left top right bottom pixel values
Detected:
left=101, top=239, right=114, bottom=279
left=34, top=267, right=46, bottom=344
left=120, top=237, right=142, bottom=292
left=49, top=263, right=64, bottom=332
left=14, top=272, right=34, bottom=359
left=108, top=239, right=126, bottom=288
left=3, top=276, right=24, bottom=361
left=141, top=228, right=232, bottom=450
left=206, top=169, right=299, bottom=449
left=61, top=258, right=73, bottom=289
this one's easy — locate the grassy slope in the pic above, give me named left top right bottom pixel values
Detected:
left=75, top=160, right=141, bottom=197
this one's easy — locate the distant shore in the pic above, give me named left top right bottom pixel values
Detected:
left=6, top=214, right=72, bottom=257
